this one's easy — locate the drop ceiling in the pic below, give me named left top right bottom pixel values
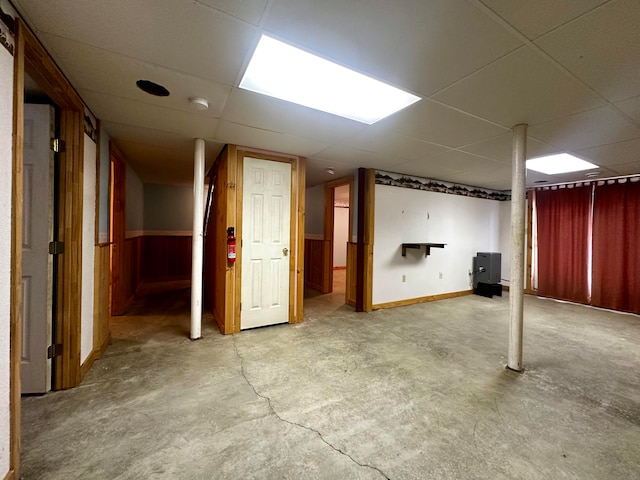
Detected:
left=11, top=0, right=640, bottom=189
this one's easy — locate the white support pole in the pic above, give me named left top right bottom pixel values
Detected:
left=508, top=124, right=527, bottom=371
left=190, top=138, right=205, bottom=340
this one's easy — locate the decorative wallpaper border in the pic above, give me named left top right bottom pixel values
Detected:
left=0, top=17, right=14, bottom=55
left=375, top=170, right=511, bottom=201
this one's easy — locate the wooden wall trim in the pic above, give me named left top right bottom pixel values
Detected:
left=526, top=191, right=533, bottom=292
left=363, top=169, right=375, bottom=312
left=293, top=157, right=306, bottom=323
left=9, top=20, right=25, bottom=479
left=3, top=470, right=16, bottom=480
left=20, top=20, right=82, bottom=110
left=56, top=108, right=84, bottom=389
left=372, top=290, right=473, bottom=310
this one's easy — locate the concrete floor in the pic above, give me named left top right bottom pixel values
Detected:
left=21, top=280, right=640, bottom=479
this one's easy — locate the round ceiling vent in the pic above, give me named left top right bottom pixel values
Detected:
left=136, top=80, right=170, bottom=97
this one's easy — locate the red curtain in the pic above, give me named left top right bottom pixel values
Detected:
left=536, top=186, right=592, bottom=304
left=591, top=181, right=640, bottom=314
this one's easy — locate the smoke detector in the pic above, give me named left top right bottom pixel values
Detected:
left=189, top=97, right=209, bottom=111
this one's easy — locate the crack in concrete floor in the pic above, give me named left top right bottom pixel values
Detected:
left=232, top=335, right=391, bottom=480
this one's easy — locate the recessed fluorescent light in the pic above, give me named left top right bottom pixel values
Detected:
left=239, top=35, right=421, bottom=124
left=526, top=153, right=598, bottom=175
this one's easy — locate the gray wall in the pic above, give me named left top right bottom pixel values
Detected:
left=144, top=184, right=193, bottom=232
left=125, top=164, right=144, bottom=234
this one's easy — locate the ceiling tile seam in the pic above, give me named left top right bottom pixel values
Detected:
left=427, top=44, right=525, bottom=101
left=423, top=97, right=512, bottom=132
left=38, top=30, right=239, bottom=89
left=78, top=87, right=225, bottom=119
left=101, top=120, right=219, bottom=142
left=101, top=120, right=221, bottom=144
left=194, top=0, right=263, bottom=27
left=576, top=136, right=640, bottom=153
left=531, top=0, right=616, bottom=42
left=471, top=0, right=640, bottom=131
left=527, top=103, right=640, bottom=133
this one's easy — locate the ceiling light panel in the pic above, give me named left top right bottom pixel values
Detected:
left=526, top=153, right=598, bottom=175
left=239, top=35, right=421, bottom=124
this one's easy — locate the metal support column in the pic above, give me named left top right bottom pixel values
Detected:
left=508, top=124, right=527, bottom=371
left=190, top=138, right=205, bottom=340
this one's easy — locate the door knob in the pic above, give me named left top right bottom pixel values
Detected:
left=282, top=247, right=289, bottom=256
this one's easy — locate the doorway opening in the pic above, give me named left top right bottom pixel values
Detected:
left=21, top=79, right=60, bottom=394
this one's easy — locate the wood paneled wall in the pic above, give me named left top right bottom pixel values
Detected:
left=304, top=238, right=330, bottom=293
left=346, top=242, right=357, bottom=306
left=122, top=236, right=142, bottom=308
left=118, top=234, right=193, bottom=310
left=142, top=236, right=192, bottom=281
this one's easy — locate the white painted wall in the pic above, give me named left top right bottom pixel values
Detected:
left=373, top=185, right=502, bottom=305
left=333, top=207, right=349, bottom=267
left=499, top=200, right=512, bottom=286
left=0, top=39, right=13, bottom=476
left=81, top=134, right=96, bottom=364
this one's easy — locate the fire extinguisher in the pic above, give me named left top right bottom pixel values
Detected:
left=227, top=227, right=236, bottom=263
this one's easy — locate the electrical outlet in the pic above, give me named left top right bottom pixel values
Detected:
left=439, top=272, right=443, bottom=279
left=402, top=275, right=406, bottom=283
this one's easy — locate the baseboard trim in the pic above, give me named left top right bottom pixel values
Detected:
left=4, top=468, right=16, bottom=480
left=80, top=349, right=98, bottom=383
left=333, top=266, right=346, bottom=270
left=80, top=331, right=111, bottom=382
left=502, top=285, right=510, bottom=291
left=372, top=289, right=473, bottom=310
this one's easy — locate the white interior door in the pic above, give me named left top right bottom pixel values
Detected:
left=21, top=104, right=54, bottom=394
left=241, top=157, right=291, bottom=330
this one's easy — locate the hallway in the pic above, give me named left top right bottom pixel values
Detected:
left=21, top=292, right=640, bottom=479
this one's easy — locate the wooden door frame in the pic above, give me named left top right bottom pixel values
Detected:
left=234, top=148, right=305, bottom=331
left=11, top=17, right=85, bottom=477
left=109, top=142, right=126, bottom=316
left=323, top=176, right=354, bottom=294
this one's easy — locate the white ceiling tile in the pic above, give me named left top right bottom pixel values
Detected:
left=215, top=121, right=329, bottom=157
left=434, top=47, right=605, bottom=127
left=387, top=160, right=464, bottom=181
left=528, top=106, right=640, bottom=151
left=40, top=34, right=231, bottom=118
left=195, top=0, right=269, bottom=25
left=605, top=161, right=640, bottom=176
left=479, top=0, right=608, bottom=40
left=576, top=138, right=640, bottom=167
left=429, top=150, right=507, bottom=173
left=81, top=90, right=220, bottom=140
left=305, top=158, right=357, bottom=187
left=535, top=0, right=640, bottom=103
left=264, top=0, right=522, bottom=96
left=445, top=165, right=512, bottom=190
left=312, top=145, right=404, bottom=170
left=381, top=99, right=508, bottom=147
left=102, top=122, right=225, bottom=184
left=342, top=130, right=449, bottom=162
left=615, top=96, right=640, bottom=125
left=220, top=88, right=367, bottom=143
left=15, top=0, right=256, bottom=85
left=461, top=133, right=560, bottom=164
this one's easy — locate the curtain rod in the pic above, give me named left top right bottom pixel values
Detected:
left=529, top=173, right=640, bottom=189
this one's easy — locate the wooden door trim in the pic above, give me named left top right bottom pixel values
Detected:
left=323, top=176, right=354, bottom=295
left=235, top=148, right=304, bottom=329
left=355, top=168, right=375, bottom=312
left=109, top=142, right=126, bottom=316
left=19, top=18, right=84, bottom=391
left=10, top=18, right=85, bottom=476
left=10, top=20, right=24, bottom=480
